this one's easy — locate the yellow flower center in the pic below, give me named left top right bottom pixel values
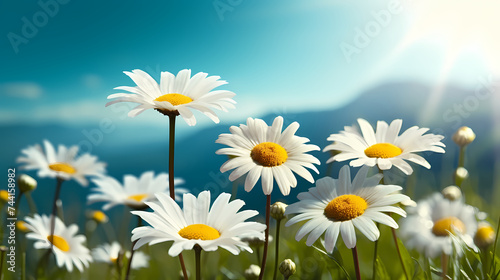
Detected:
left=0, top=190, right=9, bottom=202
left=178, top=224, right=221, bottom=240
left=47, top=235, right=70, bottom=252
left=127, top=194, right=148, bottom=202
left=250, top=142, right=288, bottom=167
left=48, top=163, right=76, bottom=174
left=475, top=226, right=495, bottom=241
left=17, top=221, right=29, bottom=233
left=364, top=143, right=402, bottom=158
left=324, top=194, right=368, bottom=221
left=432, top=217, right=466, bottom=236
left=92, top=211, right=108, bottom=223
left=110, top=257, right=118, bottom=264
left=154, top=93, right=193, bottom=106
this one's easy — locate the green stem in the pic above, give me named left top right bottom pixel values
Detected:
left=455, top=147, right=466, bottom=186
left=24, top=192, right=38, bottom=214
left=372, top=223, right=380, bottom=280
left=167, top=114, right=188, bottom=280
left=0, top=249, right=5, bottom=280
left=490, top=216, right=500, bottom=275
left=168, top=114, right=176, bottom=199
left=195, top=245, right=202, bottom=280
left=441, top=253, right=448, bottom=280
left=424, top=257, right=431, bottom=280
left=230, top=181, right=238, bottom=201
left=50, top=178, right=64, bottom=251
left=258, top=194, right=271, bottom=280
left=272, top=219, right=282, bottom=280
left=352, top=246, right=361, bottom=280
left=125, top=217, right=142, bottom=280
left=391, top=226, right=409, bottom=280
left=21, top=252, right=26, bottom=280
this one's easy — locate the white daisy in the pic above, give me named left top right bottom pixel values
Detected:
left=323, top=119, right=445, bottom=175
left=131, top=191, right=266, bottom=256
left=16, top=140, right=106, bottom=186
left=216, top=116, right=320, bottom=196
left=92, top=242, right=149, bottom=269
left=106, top=69, right=236, bottom=126
left=285, top=165, right=409, bottom=252
left=25, top=214, right=92, bottom=272
left=88, top=171, right=187, bottom=210
left=399, top=193, right=477, bottom=258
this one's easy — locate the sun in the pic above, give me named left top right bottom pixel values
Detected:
left=401, top=0, right=500, bottom=74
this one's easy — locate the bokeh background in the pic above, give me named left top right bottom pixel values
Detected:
left=1, top=0, right=500, bottom=260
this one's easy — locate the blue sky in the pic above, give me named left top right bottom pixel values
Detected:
left=0, top=0, right=496, bottom=133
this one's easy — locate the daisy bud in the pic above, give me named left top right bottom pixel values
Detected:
left=89, top=210, right=109, bottom=224
left=16, top=221, right=30, bottom=233
left=452, top=126, right=476, bottom=147
left=442, top=186, right=462, bottom=201
left=279, top=259, right=296, bottom=278
left=17, top=174, right=37, bottom=193
left=474, top=222, right=496, bottom=249
left=0, top=190, right=9, bottom=203
left=454, top=167, right=469, bottom=186
left=270, top=202, right=287, bottom=220
left=0, top=246, right=7, bottom=252
left=244, top=264, right=261, bottom=280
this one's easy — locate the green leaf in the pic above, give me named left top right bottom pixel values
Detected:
left=374, top=257, right=391, bottom=280
left=397, top=238, right=415, bottom=278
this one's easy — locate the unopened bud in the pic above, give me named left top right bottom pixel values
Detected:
left=0, top=190, right=9, bottom=203
left=89, top=210, right=108, bottom=224
left=17, top=174, right=37, bottom=193
left=452, top=126, right=476, bottom=147
left=244, top=264, right=261, bottom=280
left=0, top=246, right=7, bottom=252
left=279, top=259, right=296, bottom=278
left=270, top=202, right=287, bottom=220
left=474, top=222, right=495, bottom=249
left=442, top=186, right=462, bottom=201
left=16, top=221, right=30, bottom=233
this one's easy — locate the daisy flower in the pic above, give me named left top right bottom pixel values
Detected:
left=17, top=140, right=106, bottom=186
left=216, top=116, right=320, bottom=196
left=106, top=69, right=236, bottom=126
left=92, top=242, right=149, bottom=269
left=285, top=165, right=409, bottom=252
left=131, top=191, right=266, bottom=256
left=25, top=214, right=92, bottom=272
left=323, top=119, right=445, bottom=175
left=88, top=171, right=187, bottom=210
left=399, top=193, right=477, bottom=258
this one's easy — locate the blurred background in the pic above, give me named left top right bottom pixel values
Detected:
left=1, top=0, right=500, bottom=241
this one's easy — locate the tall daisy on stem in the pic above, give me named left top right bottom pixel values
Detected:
left=107, top=69, right=236, bottom=279
left=131, top=191, right=266, bottom=280
left=88, top=171, right=186, bottom=280
left=17, top=140, right=105, bottom=258
left=324, top=118, right=445, bottom=279
left=285, top=166, right=410, bottom=280
left=216, top=116, right=320, bottom=279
